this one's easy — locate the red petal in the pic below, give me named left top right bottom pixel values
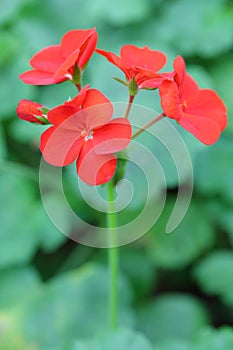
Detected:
left=179, top=74, right=199, bottom=103
left=173, top=55, right=186, bottom=86
left=92, top=118, right=132, bottom=154
left=67, top=85, right=89, bottom=107
left=159, top=80, right=182, bottom=120
left=138, top=71, right=174, bottom=89
left=78, top=31, right=98, bottom=68
left=81, top=89, right=113, bottom=129
left=120, top=45, right=166, bottom=72
left=48, top=87, right=89, bottom=125
left=76, top=141, right=117, bottom=185
left=48, top=105, right=80, bottom=125
left=179, top=113, right=222, bottom=145
left=61, top=28, right=97, bottom=59
left=40, top=124, right=83, bottom=166
left=187, top=89, right=227, bottom=131
left=95, top=49, right=131, bottom=80
left=173, top=56, right=199, bottom=101
left=19, top=70, right=56, bottom=85
left=53, top=49, right=80, bottom=82
left=30, top=45, right=64, bottom=73
left=16, top=99, right=44, bottom=123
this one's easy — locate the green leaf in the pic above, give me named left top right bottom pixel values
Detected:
left=0, top=56, right=37, bottom=119
left=193, top=250, right=233, bottom=305
left=137, top=294, right=209, bottom=344
left=34, top=202, right=67, bottom=253
left=19, top=264, right=135, bottom=348
left=210, top=57, right=233, bottom=134
left=39, top=81, right=77, bottom=109
left=9, top=119, right=47, bottom=145
left=71, top=329, right=154, bottom=350
left=103, top=0, right=151, bottom=26
left=194, top=137, right=233, bottom=204
left=0, top=267, right=40, bottom=310
left=154, top=0, right=233, bottom=57
left=0, top=123, right=6, bottom=159
left=0, top=0, right=27, bottom=25
left=146, top=199, right=215, bottom=269
left=0, top=173, right=40, bottom=267
left=194, top=327, right=233, bottom=350
left=119, top=247, right=156, bottom=299
left=0, top=30, right=20, bottom=67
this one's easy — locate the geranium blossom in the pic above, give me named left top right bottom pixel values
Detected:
left=96, top=45, right=170, bottom=91
left=16, top=99, right=48, bottom=124
left=19, top=28, right=97, bottom=85
left=40, top=88, right=132, bottom=185
left=159, top=56, right=227, bottom=145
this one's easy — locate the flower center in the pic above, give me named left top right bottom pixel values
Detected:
left=81, top=129, right=94, bottom=141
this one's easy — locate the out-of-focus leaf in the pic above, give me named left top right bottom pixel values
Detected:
left=0, top=173, right=40, bottom=267
left=137, top=294, right=209, bottom=344
left=146, top=200, right=215, bottom=269
left=103, top=0, right=151, bottom=26
left=210, top=57, right=233, bottom=134
left=34, top=203, right=67, bottom=253
left=16, top=18, right=60, bottom=53
left=19, top=264, right=135, bottom=348
left=70, top=329, right=153, bottom=350
left=187, top=65, right=214, bottom=89
left=0, top=267, right=40, bottom=310
left=194, top=327, right=233, bottom=350
left=120, top=247, right=156, bottom=298
left=194, top=137, right=233, bottom=204
left=193, top=250, right=233, bottom=305
left=0, top=0, right=27, bottom=25
left=0, top=57, right=37, bottom=119
left=0, top=123, right=6, bottom=159
left=0, top=30, right=20, bottom=67
left=154, top=0, right=233, bottom=57
left=9, top=119, right=47, bottom=145
left=39, top=81, right=77, bottom=109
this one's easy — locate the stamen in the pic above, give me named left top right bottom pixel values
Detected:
left=82, top=129, right=94, bottom=141
left=84, top=134, right=93, bottom=141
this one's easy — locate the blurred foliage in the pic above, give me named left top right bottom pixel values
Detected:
left=0, top=0, right=233, bottom=348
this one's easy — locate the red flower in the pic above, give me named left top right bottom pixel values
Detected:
left=16, top=99, right=48, bottom=124
left=159, top=56, right=227, bottom=145
left=19, top=28, right=97, bottom=85
left=40, top=88, right=132, bottom=185
left=96, top=45, right=169, bottom=91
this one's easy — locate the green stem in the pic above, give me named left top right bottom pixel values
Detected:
left=124, top=95, right=135, bottom=118
left=132, top=112, right=165, bottom=139
left=107, top=179, right=118, bottom=329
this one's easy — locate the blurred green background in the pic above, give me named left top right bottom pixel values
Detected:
left=0, top=0, right=233, bottom=349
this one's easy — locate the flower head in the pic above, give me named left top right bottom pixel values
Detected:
left=19, top=28, right=97, bottom=85
left=40, top=88, right=132, bottom=185
left=159, top=56, right=227, bottom=145
left=96, top=45, right=169, bottom=92
left=16, top=99, right=48, bottom=124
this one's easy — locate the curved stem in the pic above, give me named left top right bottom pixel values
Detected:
left=124, top=95, right=135, bottom=118
left=132, top=112, right=166, bottom=139
left=107, top=179, right=118, bottom=329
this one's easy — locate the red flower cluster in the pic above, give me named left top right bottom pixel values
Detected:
left=96, top=45, right=173, bottom=92
left=17, top=28, right=227, bottom=185
left=40, top=88, right=131, bottom=185
left=159, top=56, right=227, bottom=145
left=19, top=28, right=97, bottom=85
